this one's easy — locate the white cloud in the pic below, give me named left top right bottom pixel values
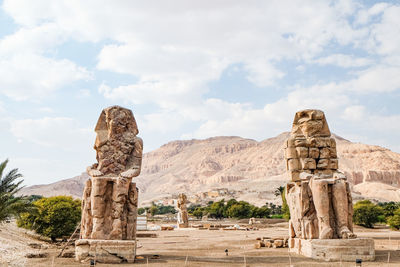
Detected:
left=313, top=54, right=373, bottom=68
left=0, top=22, right=92, bottom=101
left=4, top=0, right=370, bottom=100
left=355, top=3, right=389, bottom=25
left=10, top=117, right=93, bottom=150
left=347, top=66, right=400, bottom=93
left=2, top=0, right=400, bottom=155
left=0, top=53, right=91, bottom=100
left=369, top=5, right=400, bottom=61
left=0, top=23, right=65, bottom=54
left=341, top=105, right=366, bottom=121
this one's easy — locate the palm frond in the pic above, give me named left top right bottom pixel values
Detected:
left=0, top=159, right=9, bottom=179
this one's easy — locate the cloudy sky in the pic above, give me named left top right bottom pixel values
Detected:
left=1, top=0, right=399, bottom=186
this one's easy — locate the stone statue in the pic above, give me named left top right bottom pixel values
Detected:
left=177, top=193, right=189, bottom=228
left=285, top=109, right=356, bottom=240
left=76, top=106, right=142, bottom=263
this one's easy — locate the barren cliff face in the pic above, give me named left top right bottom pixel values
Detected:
left=20, top=133, right=400, bottom=206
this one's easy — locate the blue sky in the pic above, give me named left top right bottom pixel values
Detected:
left=0, top=0, right=399, bottom=185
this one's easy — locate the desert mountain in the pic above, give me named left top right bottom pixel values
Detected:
left=20, top=132, right=400, bottom=206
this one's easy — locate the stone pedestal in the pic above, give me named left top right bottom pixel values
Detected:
left=289, top=238, right=375, bottom=261
left=75, top=239, right=136, bottom=263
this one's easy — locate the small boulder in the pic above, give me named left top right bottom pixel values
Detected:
left=25, top=253, right=48, bottom=258
left=273, top=239, right=284, bottom=248
left=28, top=243, right=42, bottom=249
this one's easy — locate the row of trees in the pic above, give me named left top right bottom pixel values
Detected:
left=187, top=199, right=283, bottom=219
left=138, top=204, right=176, bottom=216
left=353, top=200, right=400, bottom=229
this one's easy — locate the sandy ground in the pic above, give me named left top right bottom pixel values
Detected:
left=2, top=220, right=400, bottom=266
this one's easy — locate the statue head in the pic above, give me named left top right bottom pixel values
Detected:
left=93, top=106, right=139, bottom=175
left=291, top=109, right=331, bottom=138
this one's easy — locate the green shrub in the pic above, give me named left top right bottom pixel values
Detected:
left=387, top=208, right=400, bottom=230
left=17, top=196, right=81, bottom=241
left=138, top=207, right=145, bottom=215
left=192, top=207, right=205, bottom=219
left=270, top=214, right=284, bottom=219
left=353, top=200, right=384, bottom=228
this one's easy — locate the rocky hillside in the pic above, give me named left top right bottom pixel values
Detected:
left=20, top=133, right=400, bottom=206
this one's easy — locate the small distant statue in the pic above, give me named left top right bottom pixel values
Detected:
left=177, top=193, right=189, bottom=228
left=285, top=109, right=356, bottom=240
left=249, top=217, right=256, bottom=225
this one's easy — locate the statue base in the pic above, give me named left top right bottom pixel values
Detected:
left=75, top=239, right=136, bottom=263
left=289, top=238, right=375, bottom=262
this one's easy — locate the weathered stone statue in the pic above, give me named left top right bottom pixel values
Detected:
left=177, top=193, right=188, bottom=228
left=76, top=106, right=142, bottom=263
left=285, top=109, right=374, bottom=261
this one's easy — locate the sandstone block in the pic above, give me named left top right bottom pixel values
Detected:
left=330, top=138, right=336, bottom=148
left=285, top=147, right=297, bottom=159
left=300, top=158, right=316, bottom=170
left=296, top=147, right=308, bottom=158
left=289, top=238, right=375, bottom=262
left=329, top=159, right=338, bottom=169
left=294, top=139, right=307, bottom=147
left=288, top=159, right=300, bottom=170
left=286, top=138, right=296, bottom=148
left=309, top=148, right=319, bottom=158
left=273, top=239, right=284, bottom=248
left=289, top=171, right=300, bottom=181
left=319, top=147, right=331, bottom=159
left=329, top=147, right=337, bottom=158
left=317, top=159, right=329, bottom=169
left=314, top=169, right=333, bottom=176
left=315, top=137, right=332, bottom=147
left=75, top=239, right=136, bottom=263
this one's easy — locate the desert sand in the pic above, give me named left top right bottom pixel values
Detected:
left=2, top=220, right=400, bottom=267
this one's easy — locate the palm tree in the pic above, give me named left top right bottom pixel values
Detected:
left=0, top=159, right=31, bottom=222
left=274, top=186, right=285, bottom=197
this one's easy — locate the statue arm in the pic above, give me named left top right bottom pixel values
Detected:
left=86, top=165, right=103, bottom=177
left=120, top=137, right=143, bottom=179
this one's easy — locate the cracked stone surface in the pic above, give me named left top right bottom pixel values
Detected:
left=285, top=109, right=356, bottom=240
left=76, top=106, right=141, bottom=263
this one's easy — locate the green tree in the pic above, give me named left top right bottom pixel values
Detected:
left=353, top=200, right=384, bottom=228
left=251, top=206, right=270, bottom=218
left=207, top=199, right=225, bottom=219
left=0, top=159, right=33, bottom=222
left=223, top=199, right=238, bottom=217
left=192, top=207, right=204, bottom=219
left=17, top=196, right=81, bottom=241
left=387, top=208, right=400, bottom=230
left=378, top=202, right=400, bottom=218
left=225, top=201, right=252, bottom=219
left=138, top=207, right=145, bottom=215
left=188, top=204, right=201, bottom=215
left=275, top=186, right=290, bottom=220
left=149, top=205, right=158, bottom=216
left=156, top=204, right=176, bottom=214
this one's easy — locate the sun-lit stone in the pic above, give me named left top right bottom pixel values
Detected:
left=76, top=106, right=142, bottom=263
left=284, top=109, right=374, bottom=261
